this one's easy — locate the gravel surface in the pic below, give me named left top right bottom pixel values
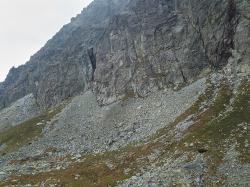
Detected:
left=20, top=78, right=206, bottom=155
left=0, top=94, right=40, bottom=133
left=0, top=74, right=249, bottom=186
left=119, top=154, right=206, bottom=187
left=219, top=146, right=250, bottom=187
left=0, top=78, right=206, bottom=180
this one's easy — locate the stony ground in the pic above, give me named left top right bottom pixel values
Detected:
left=0, top=94, right=39, bottom=133
left=118, top=73, right=250, bottom=187
left=0, top=78, right=205, bottom=180
left=33, top=77, right=205, bottom=154
left=0, top=72, right=249, bottom=187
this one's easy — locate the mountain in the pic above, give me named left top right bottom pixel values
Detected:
left=0, top=0, right=249, bottom=186
left=1, top=0, right=249, bottom=110
left=0, top=0, right=130, bottom=109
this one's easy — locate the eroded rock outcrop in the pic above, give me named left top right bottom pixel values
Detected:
left=0, top=0, right=130, bottom=109
left=0, top=0, right=249, bottom=108
left=0, top=1, right=249, bottom=185
left=93, top=0, right=249, bottom=105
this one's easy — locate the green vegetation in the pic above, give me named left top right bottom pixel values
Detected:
left=179, top=82, right=232, bottom=174
left=0, top=102, right=67, bottom=154
left=4, top=142, right=155, bottom=187
left=186, top=80, right=250, bottom=162
left=153, top=78, right=215, bottom=139
left=1, top=79, right=215, bottom=187
left=184, top=81, right=250, bottom=159
left=177, top=80, right=250, bottom=185
left=3, top=81, right=215, bottom=187
left=1, top=78, right=249, bottom=187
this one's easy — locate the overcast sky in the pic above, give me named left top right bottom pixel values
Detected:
left=0, top=0, right=93, bottom=82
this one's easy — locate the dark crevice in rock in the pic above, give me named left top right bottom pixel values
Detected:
left=180, top=66, right=188, bottom=83
left=213, top=0, right=240, bottom=68
left=88, top=48, right=96, bottom=80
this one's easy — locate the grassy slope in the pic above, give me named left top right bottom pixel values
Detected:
left=0, top=102, right=67, bottom=154
left=179, top=80, right=250, bottom=185
left=186, top=80, right=250, bottom=162
left=1, top=78, right=249, bottom=187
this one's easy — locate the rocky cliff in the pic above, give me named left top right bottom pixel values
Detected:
left=0, top=0, right=249, bottom=109
left=0, top=0, right=130, bottom=109
left=0, top=0, right=249, bottom=186
left=93, top=0, right=250, bottom=104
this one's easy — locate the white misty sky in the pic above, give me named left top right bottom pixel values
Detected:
left=0, top=0, right=93, bottom=82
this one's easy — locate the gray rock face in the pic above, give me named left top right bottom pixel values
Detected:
left=0, top=94, right=40, bottom=133
left=0, top=0, right=249, bottom=108
left=93, top=0, right=247, bottom=105
left=0, top=0, right=130, bottom=109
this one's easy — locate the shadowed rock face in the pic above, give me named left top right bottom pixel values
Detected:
left=93, top=0, right=244, bottom=105
left=0, top=0, right=249, bottom=109
left=0, top=0, right=130, bottom=109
